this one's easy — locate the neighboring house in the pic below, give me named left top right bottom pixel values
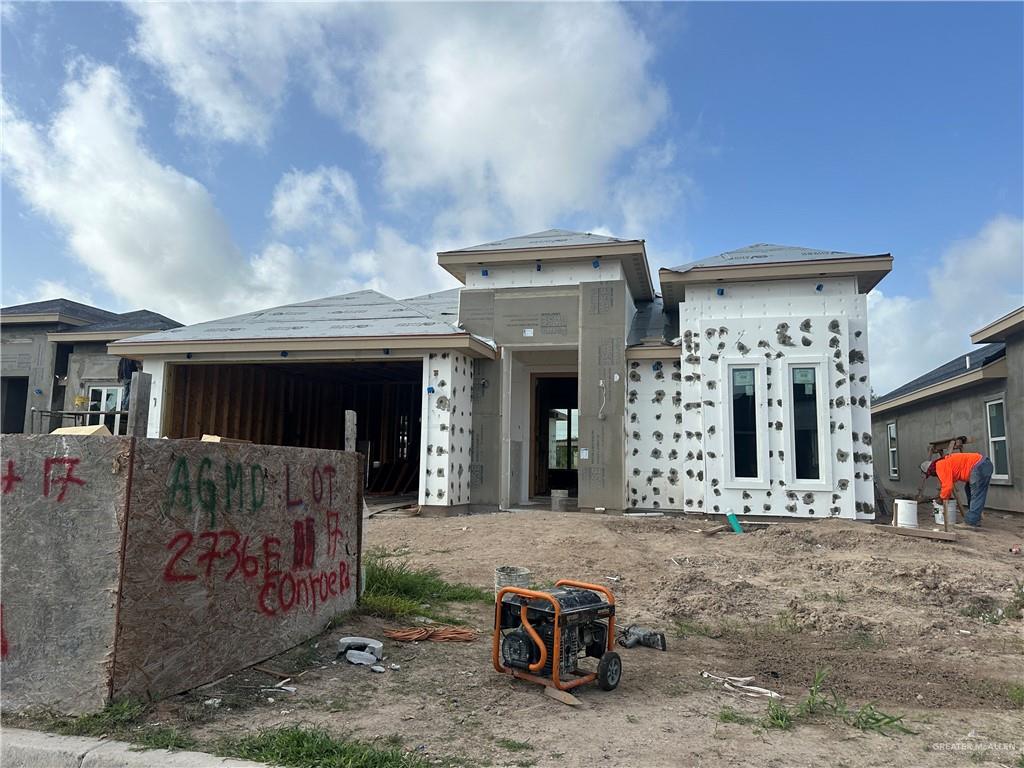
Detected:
left=112, top=229, right=891, bottom=518
left=871, top=306, right=1023, bottom=513
left=0, top=299, right=181, bottom=434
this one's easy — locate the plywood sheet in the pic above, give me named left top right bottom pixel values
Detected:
left=112, top=439, right=363, bottom=700
left=0, top=435, right=131, bottom=713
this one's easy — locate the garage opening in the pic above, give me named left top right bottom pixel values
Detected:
left=162, top=360, right=422, bottom=495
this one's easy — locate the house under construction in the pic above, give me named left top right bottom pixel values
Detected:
left=112, top=230, right=892, bottom=518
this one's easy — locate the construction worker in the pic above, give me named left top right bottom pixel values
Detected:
left=920, top=453, right=994, bottom=528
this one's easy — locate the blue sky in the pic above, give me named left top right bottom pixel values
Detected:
left=2, top=2, right=1022, bottom=393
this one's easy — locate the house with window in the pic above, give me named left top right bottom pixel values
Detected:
left=871, top=306, right=1023, bottom=513
left=0, top=299, right=181, bottom=434
left=112, top=230, right=891, bottom=518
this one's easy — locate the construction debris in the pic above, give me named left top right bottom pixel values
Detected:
left=618, top=625, right=667, bottom=651
left=701, top=671, right=783, bottom=700
left=384, top=626, right=479, bottom=642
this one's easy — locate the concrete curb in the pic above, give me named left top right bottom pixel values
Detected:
left=1, top=728, right=270, bottom=768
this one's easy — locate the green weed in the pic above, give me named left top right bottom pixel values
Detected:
left=132, top=726, right=198, bottom=751
left=717, top=707, right=755, bottom=725
left=1009, top=684, right=1024, bottom=708
left=842, top=702, right=914, bottom=735
left=774, top=610, right=803, bottom=634
left=758, top=669, right=914, bottom=736
left=361, top=548, right=490, bottom=623
left=52, top=699, right=147, bottom=737
left=763, top=699, right=793, bottom=730
left=217, top=726, right=429, bottom=768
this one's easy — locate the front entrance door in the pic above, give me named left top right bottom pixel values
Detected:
left=1, top=377, right=29, bottom=434
left=532, top=376, right=578, bottom=497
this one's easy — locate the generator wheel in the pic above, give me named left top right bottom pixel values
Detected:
left=597, top=651, right=622, bottom=691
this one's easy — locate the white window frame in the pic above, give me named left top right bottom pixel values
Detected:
left=86, top=385, right=125, bottom=435
left=887, top=422, right=899, bottom=480
left=722, top=359, right=770, bottom=490
left=985, top=398, right=1010, bottom=481
left=780, top=358, right=832, bottom=491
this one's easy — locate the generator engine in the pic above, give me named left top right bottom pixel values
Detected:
left=492, top=580, right=621, bottom=692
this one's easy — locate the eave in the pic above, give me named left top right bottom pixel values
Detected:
left=658, top=254, right=893, bottom=307
left=970, top=306, right=1024, bottom=344
left=1, top=313, right=99, bottom=327
left=47, top=330, right=160, bottom=343
left=109, top=333, right=498, bottom=361
left=437, top=241, right=655, bottom=302
left=871, top=356, right=1008, bottom=416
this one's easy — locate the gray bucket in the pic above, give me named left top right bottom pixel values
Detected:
left=494, top=565, right=532, bottom=595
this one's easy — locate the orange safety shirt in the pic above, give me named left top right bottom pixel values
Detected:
left=934, top=452, right=982, bottom=500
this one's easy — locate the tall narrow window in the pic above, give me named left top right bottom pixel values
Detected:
left=986, top=399, right=1009, bottom=478
left=547, top=408, right=579, bottom=470
left=731, top=368, right=758, bottom=479
left=887, top=422, right=899, bottom=479
left=791, top=367, right=820, bottom=480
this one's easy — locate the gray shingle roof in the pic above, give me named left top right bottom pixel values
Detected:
left=441, top=229, right=637, bottom=254
left=666, top=243, right=887, bottom=274
left=54, top=309, right=182, bottom=334
left=112, top=289, right=475, bottom=346
left=874, top=343, right=1007, bottom=405
left=0, top=298, right=119, bottom=324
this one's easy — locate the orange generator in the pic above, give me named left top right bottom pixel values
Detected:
left=492, top=580, right=621, bottom=692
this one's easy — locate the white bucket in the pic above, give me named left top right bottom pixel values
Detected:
left=494, top=565, right=532, bottom=595
left=933, top=500, right=957, bottom=525
left=894, top=499, right=919, bottom=528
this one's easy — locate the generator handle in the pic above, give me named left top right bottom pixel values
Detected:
left=492, top=586, right=560, bottom=675
left=554, top=579, right=617, bottom=652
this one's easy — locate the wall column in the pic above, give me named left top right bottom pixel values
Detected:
left=419, top=351, right=474, bottom=516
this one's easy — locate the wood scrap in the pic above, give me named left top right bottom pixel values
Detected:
left=543, top=685, right=586, bottom=707
left=879, top=526, right=957, bottom=542
left=253, top=665, right=292, bottom=679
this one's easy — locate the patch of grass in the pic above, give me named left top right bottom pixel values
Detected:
left=841, top=702, right=914, bottom=735
left=763, top=699, right=793, bottom=730
left=495, top=738, right=533, bottom=752
left=717, top=707, right=755, bottom=725
left=758, top=669, right=914, bottom=736
left=51, top=699, right=148, bottom=737
left=794, top=668, right=830, bottom=718
left=774, top=610, right=803, bottom=634
left=361, top=548, right=490, bottom=623
left=1009, top=684, right=1024, bottom=708
left=671, top=618, right=716, bottom=637
left=132, top=726, right=198, bottom=751
left=217, top=726, right=429, bottom=768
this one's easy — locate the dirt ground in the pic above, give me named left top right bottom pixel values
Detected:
left=158, top=511, right=1022, bottom=767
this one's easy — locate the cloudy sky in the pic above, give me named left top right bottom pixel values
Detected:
left=2, top=2, right=1022, bottom=394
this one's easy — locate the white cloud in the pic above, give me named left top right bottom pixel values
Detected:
left=128, top=3, right=681, bottom=239
left=869, top=214, right=1024, bottom=395
left=10, top=279, right=98, bottom=309
left=0, top=63, right=402, bottom=324
left=127, top=4, right=347, bottom=145
left=270, top=166, right=362, bottom=247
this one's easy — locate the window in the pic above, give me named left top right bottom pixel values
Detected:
left=791, top=367, right=820, bottom=480
left=986, top=399, right=1009, bottom=479
left=731, top=368, right=759, bottom=479
left=86, top=386, right=125, bottom=435
left=547, top=408, right=579, bottom=469
left=887, top=422, right=899, bottom=479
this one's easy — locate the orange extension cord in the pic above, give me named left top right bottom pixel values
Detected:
left=383, top=626, right=479, bottom=642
